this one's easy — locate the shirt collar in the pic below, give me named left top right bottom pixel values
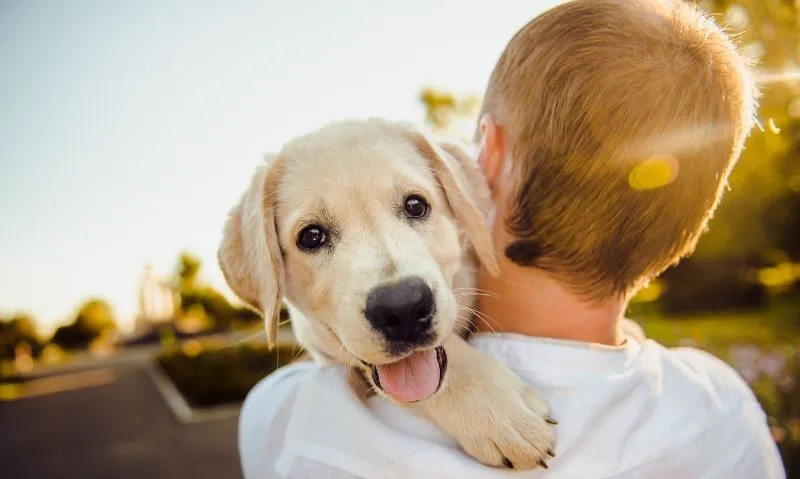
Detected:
left=468, top=332, right=644, bottom=375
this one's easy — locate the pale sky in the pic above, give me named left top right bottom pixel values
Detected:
left=0, top=0, right=561, bottom=334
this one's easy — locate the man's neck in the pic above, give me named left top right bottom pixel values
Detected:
left=473, top=260, right=626, bottom=346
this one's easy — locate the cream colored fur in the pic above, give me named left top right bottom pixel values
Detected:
left=218, top=118, right=556, bottom=469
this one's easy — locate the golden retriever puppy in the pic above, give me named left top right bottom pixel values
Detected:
left=218, top=118, right=556, bottom=469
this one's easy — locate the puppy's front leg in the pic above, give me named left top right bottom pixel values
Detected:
left=414, top=335, right=557, bottom=470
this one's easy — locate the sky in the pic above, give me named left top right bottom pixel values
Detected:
left=0, top=0, right=561, bottom=334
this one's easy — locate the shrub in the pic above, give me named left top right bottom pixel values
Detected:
left=157, top=343, right=301, bottom=408
left=659, top=257, right=768, bottom=315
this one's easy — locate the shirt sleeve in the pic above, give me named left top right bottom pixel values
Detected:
left=669, top=347, right=786, bottom=479
left=238, top=362, right=316, bottom=479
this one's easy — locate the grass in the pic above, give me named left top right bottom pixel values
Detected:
left=634, top=298, right=799, bottom=358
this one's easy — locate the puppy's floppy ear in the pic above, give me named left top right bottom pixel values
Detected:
left=405, top=127, right=500, bottom=276
left=218, top=155, right=286, bottom=347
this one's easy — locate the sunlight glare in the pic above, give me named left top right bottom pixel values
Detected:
left=757, top=69, right=800, bottom=86
left=628, top=155, right=678, bottom=191
left=767, top=118, right=781, bottom=134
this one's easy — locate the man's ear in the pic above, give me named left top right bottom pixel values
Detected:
left=218, top=155, right=286, bottom=347
left=476, top=114, right=507, bottom=194
left=404, top=127, right=500, bottom=276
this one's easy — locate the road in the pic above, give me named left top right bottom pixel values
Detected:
left=0, top=364, right=242, bottom=479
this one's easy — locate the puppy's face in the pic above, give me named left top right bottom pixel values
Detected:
left=218, top=119, right=497, bottom=400
left=277, top=125, right=464, bottom=366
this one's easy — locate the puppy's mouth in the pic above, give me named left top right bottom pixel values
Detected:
left=365, top=345, right=447, bottom=403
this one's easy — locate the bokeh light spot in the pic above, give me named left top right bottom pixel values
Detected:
left=767, top=118, right=781, bottom=134
left=628, top=155, right=678, bottom=191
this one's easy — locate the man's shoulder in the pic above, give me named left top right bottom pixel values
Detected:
left=622, top=342, right=785, bottom=478
left=237, top=342, right=785, bottom=479
left=653, top=343, right=760, bottom=411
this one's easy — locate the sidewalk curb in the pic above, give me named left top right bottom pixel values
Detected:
left=144, top=361, right=241, bottom=424
left=143, top=333, right=298, bottom=424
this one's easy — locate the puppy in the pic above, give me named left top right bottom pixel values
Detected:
left=218, top=118, right=556, bottom=469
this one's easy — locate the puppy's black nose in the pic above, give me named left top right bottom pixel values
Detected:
left=364, top=277, right=435, bottom=343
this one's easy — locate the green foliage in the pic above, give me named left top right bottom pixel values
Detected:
left=74, top=299, right=117, bottom=331
left=171, top=250, right=276, bottom=331
left=690, top=0, right=800, bottom=261
left=157, top=343, right=301, bottom=407
left=0, top=314, right=43, bottom=360
left=658, top=257, right=769, bottom=313
left=176, top=251, right=202, bottom=290
left=50, top=298, right=117, bottom=351
left=419, top=87, right=481, bottom=142
left=179, top=286, right=239, bottom=330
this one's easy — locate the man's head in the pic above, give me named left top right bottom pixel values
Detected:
left=475, top=0, right=756, bottom=301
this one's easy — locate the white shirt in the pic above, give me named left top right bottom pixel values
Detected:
left=238, top=333, right=785, bottom=479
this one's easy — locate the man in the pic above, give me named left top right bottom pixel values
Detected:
left=238, top=0, right=785, bottom=477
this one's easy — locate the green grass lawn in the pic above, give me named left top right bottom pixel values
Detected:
left=635, top=298, right=799, bottom=352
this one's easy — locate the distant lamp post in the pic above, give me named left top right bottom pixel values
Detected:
left=135, top=265, right=177, bottom=335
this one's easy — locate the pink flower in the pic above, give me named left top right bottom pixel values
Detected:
left=758, top=352, right=786, bottom=380
left=737, top=366, right=760, bottom=384
left=730, top=345, right=760, bottom=364
left=771, top=426, right=786, bottom=444
left=778, top=375, right=795, bottom=393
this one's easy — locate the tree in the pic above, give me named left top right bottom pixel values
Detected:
left=419, top=87, right=481, bottom=142
left=0, top=314, right=44, bottom=360
left=176, top=251, right=202, bottom=291
left=171, top=251, right=262, bottom=331
left=51, top=299, right=118, bottom=350
left=657, top=0, right=800, bottom=310
left=689, top=0, right=800, bottom=262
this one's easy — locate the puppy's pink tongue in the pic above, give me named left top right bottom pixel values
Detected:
left=375, top=349, right=440, bottom=402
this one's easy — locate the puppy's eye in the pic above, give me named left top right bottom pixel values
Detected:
left=404, top=195, right=429, bottom=219
left=297, top=225, right=327, bottom=250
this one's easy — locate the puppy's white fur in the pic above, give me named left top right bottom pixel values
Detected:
left=219, top=118, right=556, bottom=469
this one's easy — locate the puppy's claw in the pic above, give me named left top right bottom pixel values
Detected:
left=502, top=457, right=513, bottom=469
left=546, top=417, right=558, bottom=425
left=547, top=448, right=556, bottom=457
left=538, top=459, right=549, bottom=469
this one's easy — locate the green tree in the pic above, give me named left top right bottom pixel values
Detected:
left=420, top=87, right=481, bottom=142
left=176, top=251, right=202, bottom=290
left=50, top=299, right=118, bottom=350
left=0, top=314, right=43, bottom=360
left=690, top=0, right=799, bottom=261
left=172, top=251, right=257, bottom=331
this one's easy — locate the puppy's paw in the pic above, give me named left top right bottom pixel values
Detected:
left=417, top=339, right=558, bottom=470
left=454, top=381, right=557, bottom=470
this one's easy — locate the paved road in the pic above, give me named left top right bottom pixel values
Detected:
left=0, top=364, right=242, bottom=479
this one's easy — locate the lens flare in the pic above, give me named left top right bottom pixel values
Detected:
left=628, top=155, right=678, bottom=191
left=766, top=118, right=781, bottom=134
left=757, top=69, right=800, bottom=85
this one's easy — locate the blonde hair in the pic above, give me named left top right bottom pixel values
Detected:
left=480, top=0, right=756, bottom=299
